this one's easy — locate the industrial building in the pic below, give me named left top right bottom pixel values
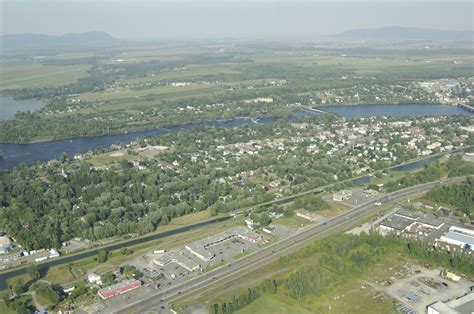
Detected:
left=185, top=227, right=262, bottom=262
left=153, top=251, right=200, bottom=272
left=427, top=292, right=474, bottom=314
left=378, top=209, right=444, bottom=235
left=439, top=226, right=474, bottom=250
left=98, top=279, right=141, bottom=300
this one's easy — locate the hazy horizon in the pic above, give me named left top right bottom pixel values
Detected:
left=1, top=0, right=473, bottom=40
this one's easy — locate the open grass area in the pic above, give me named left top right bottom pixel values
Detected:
left=0, top=302, right=14, bottom=314
left=236, top=294, right=313, bottom=314
left=318, top=200, right=352, bottom=217
left=122, top=64, right=240, bottom=83
left=180, top=233, right=426, bottom=314
left=0, top=294, right=34, bottom=314
left=33, top=292, right=54, bottom=309
left=79, top=83, right=219, bottom=102
left=272, top=215, right=310, bottom=229
left=87, top=151, right=144, bottom=167
left=0, top=62, right=90, bottom=89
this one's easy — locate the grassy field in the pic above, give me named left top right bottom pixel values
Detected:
left=318, top=199, right=352, bottom=217
left=122, top=64, right=240, bottom=83
left=87, top=151, right=144, bottom=167
left=236, top=294, right=313, bottom=314
left=0, top=62, right=90, bottom=89
left=272, top=215, right=311, bottom=229
left=186, top=250, right=409, bottom=314
left=79, top=84, right=220, bottom=102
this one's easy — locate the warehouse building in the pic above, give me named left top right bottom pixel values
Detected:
left=427, top=292, right=474, bottom=314
left=439, top=226, right=474, bottom=251
left=378, top=209, right=444, bottom=235
left=98, top=279, right=141, bottom=300
left=185, top=227, right=262, bottom=262
left=154, top=251, right=200, bottom=272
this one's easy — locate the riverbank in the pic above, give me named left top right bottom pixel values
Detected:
left=1, top=103, right=472, bottom=170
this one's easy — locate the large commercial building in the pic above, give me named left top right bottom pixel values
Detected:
left=439, top=226, right=474, bottom=251
left=185, top=227, right=262, bottom=262
left=153, top=251, right=200, bottom=272
left=97, top=279, right=141, bottom=300
left=427, top=292, right=474, bottom=314
left=378, top=209, right=444, bottom=235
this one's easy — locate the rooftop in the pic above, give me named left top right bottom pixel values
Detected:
left=380, top=215, right=414, bottom=231
left=155, top=251, right=200, bottom=271
left=429, top=293, right=474, bottom=314
left=98, top=279, right=140, bottom=295
left=441, top=231, right=474, bottom=247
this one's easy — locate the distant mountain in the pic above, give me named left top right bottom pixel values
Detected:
left=336, top=27, right=473, bottom=41
left=0, top=32, right=122, bottom=51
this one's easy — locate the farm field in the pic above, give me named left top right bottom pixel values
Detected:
left=0, top=61, right=90, bottom=90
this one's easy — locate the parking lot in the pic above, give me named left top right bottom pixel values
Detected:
left=107, top=227, right=264, bottom=292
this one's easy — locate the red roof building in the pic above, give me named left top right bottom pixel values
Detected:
left=98, top=279, right=141, bottom=300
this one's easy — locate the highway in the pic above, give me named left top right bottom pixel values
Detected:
left=2, top=148, right=465, bottom=290
left=117, top=176, right=467, bottom=313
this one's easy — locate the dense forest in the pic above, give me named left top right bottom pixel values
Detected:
left=426, top=176, right=474, bottom=215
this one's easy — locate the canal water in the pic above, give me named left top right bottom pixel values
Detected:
left=0, top=216, right=230, bottom=290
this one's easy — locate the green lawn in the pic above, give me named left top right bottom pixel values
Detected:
left=272, top=215, right=311, bottom=229
left=236, top=294, right=313, bottom=314
left=0, top=294, right=35, bottom=314
left=79, top=83, right=219, bottom=102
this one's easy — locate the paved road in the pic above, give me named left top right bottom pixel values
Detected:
left=0, top=216, right=230, bottom=290
left=117, top=177, right=466, bottom=313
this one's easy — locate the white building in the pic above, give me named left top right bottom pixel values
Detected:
left=262, top=226, right=275, bottom=234
left=185, top=227, right=263, bottom=261
left=439, top=226, right=474, bottom=250
left=154, top=251, right=200, bottom=272
left=87, top=273, right=102, bottom=285
left=49, top=248, right=60, bottom=258
left=427, top=292, right=474, bottom=314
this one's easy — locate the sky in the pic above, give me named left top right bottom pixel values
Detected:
left=1, top=0, right=472, bottom=40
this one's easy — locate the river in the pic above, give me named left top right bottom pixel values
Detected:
left=0, top=95, right=45, bottom=121
left=0, top=103, right=472, bottom=170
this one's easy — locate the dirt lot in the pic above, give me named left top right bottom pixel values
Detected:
left=370, top=268, right=472, bottom=313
